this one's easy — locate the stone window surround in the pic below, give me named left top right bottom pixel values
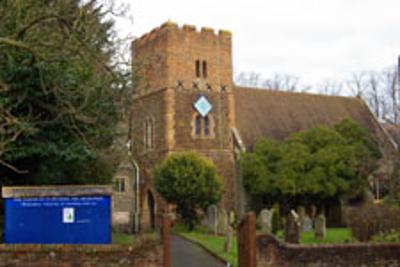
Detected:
left=114, top=177, right=126, bottom=193
left=195, top=59, right=208, bottom=78
left=191, top=112, right=215, bottom=139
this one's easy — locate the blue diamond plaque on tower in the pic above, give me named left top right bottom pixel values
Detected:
left=194, top=96, right=212, bottom=117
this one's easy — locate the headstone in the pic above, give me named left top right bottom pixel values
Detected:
left=207, top=205, right=218, bottom=235
left=302, top=215, right=313, bottom=232
left=309, top=204, right=317, bottom=221
left=297, top=206, right=306, bottom=233
left=258, top=209, right=273, bottom=233
left=284, top=210, right=300, bottom=244
left=315, top=214, right=326, bottom=240
left=228, top=211, right=236, bottom=226
left=224, top=225, right=234, bottom=252
left=217, top=208, right=228, bottom=235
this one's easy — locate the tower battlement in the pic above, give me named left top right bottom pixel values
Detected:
left=133, top=21, right=231, bottom=48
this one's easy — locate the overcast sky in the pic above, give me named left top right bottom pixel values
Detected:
left=114, top=0, right=400, bottom=88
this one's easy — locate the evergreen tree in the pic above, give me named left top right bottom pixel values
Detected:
left=241, top=118, right=381, bottom=211
left=0, top=0, right=131, bottom=185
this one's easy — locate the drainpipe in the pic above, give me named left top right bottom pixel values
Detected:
left=127, top=141, right=140, bottom=233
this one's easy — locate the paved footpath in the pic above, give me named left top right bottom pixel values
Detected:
left=171, top=235, right=227, bottom=267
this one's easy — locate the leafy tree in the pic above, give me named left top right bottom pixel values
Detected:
left=0, top=0, right=131, bottom=185
left=241, top=118, right=381, bottom=212
left=154, top=152, right=222, bottom=230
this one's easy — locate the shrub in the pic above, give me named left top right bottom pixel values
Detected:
left=347, top=204, right=400, bottom=241
left=154, top=152, right=222, bottom=230
left=372, top=229, right=400, bottom=243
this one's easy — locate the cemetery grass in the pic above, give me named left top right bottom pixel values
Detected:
left=174, top=225, right=351, bottom=267
left=173, top=224, right=238, bottom=267
left=276, top=228, right=354, bottom=244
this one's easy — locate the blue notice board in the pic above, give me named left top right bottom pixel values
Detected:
left=4, top=196, right=111, bottom=244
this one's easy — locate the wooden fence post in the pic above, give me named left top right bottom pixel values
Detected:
left=162, top=215, right=171, bottom=267
left=238, top=212, right=257, bottom=267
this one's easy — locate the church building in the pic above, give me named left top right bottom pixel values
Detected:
left=112, top=22, right=398, bottom=232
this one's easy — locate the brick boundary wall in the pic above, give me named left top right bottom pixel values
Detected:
left=256, top=234, right=400, bottom=267
left=238, top=212, right=400, bottom=267
left=0, top=242, right=162, bottom=267
left=0, top=214, right=171, bottom=267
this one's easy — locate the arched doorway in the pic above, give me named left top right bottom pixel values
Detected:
left=146, top=191, right=156, bottom=230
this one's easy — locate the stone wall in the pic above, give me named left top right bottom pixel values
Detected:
left=0, top=242, right=163, bottom=267
left=238, top=212, right=400, bottom=267
left=112, top=158, right=137, bottom=232
left=131, top=89, right=169, bottom=230
left=256, top=234, right=400, bottom=267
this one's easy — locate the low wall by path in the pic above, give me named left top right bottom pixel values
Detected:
left=237, top=212, right=400, bottom=267
left=0, top=217, right=171, bottom=267
left=0, top=240, right=162, bottom=267
left=256, top=234, right=400, bottom=267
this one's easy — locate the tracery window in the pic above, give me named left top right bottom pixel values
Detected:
left=192, top=113, right=214, bottom=138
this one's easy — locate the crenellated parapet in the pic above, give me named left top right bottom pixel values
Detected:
left=132, top=21, right=231, bottom=49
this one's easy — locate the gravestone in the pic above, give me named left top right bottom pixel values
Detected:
left=207, top=205, right=218, bottom=235
left=258, top=209, right=273, bottom=233
left=229, top=210, right=236, bottom=226
left=315, top=214, right=326, bottom=240
left=309, top=204, right=317, bottom=221
left=297, top=206, right=306, bottom=233
left=284, top=210, right=300, bottom=244
left=302, top=215, right=313, bottom=232
left=217, top=208, right=228, bottom=235
left=224, top=225, right=234, bottom=252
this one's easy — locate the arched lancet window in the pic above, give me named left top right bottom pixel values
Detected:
left=204, top=115, right=210, bottom=136
left=195, top=60, right=201, bottom=78
left=194, top=59, right=208, bottom=78
left=202, top=61, right=207, bottom=78
left=144, top=117, right=154, bottom=149
left=195, top=114, right=202, bottom=137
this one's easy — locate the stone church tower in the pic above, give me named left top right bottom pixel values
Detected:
left=130, top=22, right=238, bottom=229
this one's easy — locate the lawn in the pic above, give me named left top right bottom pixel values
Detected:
left=275, top=228, right=354, bottom=244
left=301, top=228, right=353, bottom=244
left=112, top=231, right=136, bottom=244
left=175, top=225, right=353, bottom=267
